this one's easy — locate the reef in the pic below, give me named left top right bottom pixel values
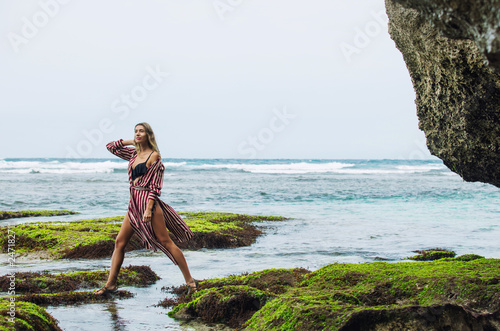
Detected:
left=0, top=210, right=78, bottom=221
left=0, top=300, right=62, bottom=331
left=0, top=212, right=285, bottom=259
left=15, top=290, right=134, bottom=307
left=0, top=265, right=159, bottom=294
left=406, top=248, right=456, bottom=261
left=0, top=216, right=137, bottom=259
left=175, top=212, right=286, bottom=250
left=167, top=268, right=310, bottom=328
left=385, top=0, right=500, bottom=187
left=167, top=257, right=500, bottom=330
left=0, top=265, right=159, bottom=330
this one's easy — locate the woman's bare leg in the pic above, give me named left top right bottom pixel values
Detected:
left=94, top=213, right=135, bottom=294
left=150, top=204, right=195, bottom=286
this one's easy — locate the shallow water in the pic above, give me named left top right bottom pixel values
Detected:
left=0, top=158, right=498, bottom=330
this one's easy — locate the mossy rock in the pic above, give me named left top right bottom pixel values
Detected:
left=0, top=300, right=62, bottom=331
left=199, top=268, right=310, bottom=295
left=0, top=216, right=129, bottom=259
left=0, top=210, right=78, bottom=220
left=453, top=254, right=485, bottom=262
left=407, top=248, right=457, bottom=261
left=245, top=259, right=500, bottom=330
left=16, top=290, right=134, bottom=306
left=168, top=259, right=500, bottom=330
left=0, top=212, right=286, bottom=259
left=169, top=286, right=273, bottom=328
left=176, top=212, right=287, bottom=250
left=166, top=268, right=310, bottom=328
left=0, top=265, right=160, bottom=294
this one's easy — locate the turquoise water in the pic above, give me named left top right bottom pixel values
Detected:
left=0, top=158, right=498, bottom=330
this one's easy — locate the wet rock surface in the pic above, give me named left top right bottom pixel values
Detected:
left=0, top=210, right=78, bottom=220
left=0, top=265, right=159, bottom=330
left=0, top=265, right=160, bottom=294
left=166, top=258, right=500, bottom=330
left=167, top=268, right=310, bottom=329
left=0, top=300, right=63, bottom=331
left=0, top=212, right=286, bottom=259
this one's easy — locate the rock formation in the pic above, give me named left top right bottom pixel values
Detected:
left=385, top=0, right=500, bottom=187
left=166, top=258, right=500, bottom=330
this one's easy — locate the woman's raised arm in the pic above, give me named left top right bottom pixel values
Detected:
left=106, top=139, right=136, bottom=161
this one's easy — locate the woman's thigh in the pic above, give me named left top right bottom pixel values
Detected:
left=150, top=203, right=172, bottom=243
left=116, top=212, right=135, bottom=245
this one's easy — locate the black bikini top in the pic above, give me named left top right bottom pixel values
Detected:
left=131, top=152, right=153, bottom=180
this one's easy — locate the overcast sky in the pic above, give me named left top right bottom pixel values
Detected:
left=1, top=0, right=434, bottom=160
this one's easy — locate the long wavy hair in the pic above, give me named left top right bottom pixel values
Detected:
left=134, top=122, right=161, bottom=157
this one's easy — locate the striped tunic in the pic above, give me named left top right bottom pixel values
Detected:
left=106, top=139, right=193, bottom=265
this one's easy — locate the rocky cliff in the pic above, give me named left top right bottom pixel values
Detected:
left=385, top=0, right=500, bottom=187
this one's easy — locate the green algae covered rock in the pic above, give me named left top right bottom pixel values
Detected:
left=0, top=300, right=62, bottom=331
left=0, top=216, right=126, bottom=259
left=406, top=248, right=457, bottom=261
left=16, top=290, right=134, bottom=306
left=167, top=268, right=310, bottom=328
left=0, top=210, right=78, bottom=220
left=198, top=267, right=309, bottom=295
left=0, top=212, right=286, bottom=259
left=0, top=266, right=158, bottom=330
left=0, top=265, right=159, bottom=294
left=176, top=212, right=286, bottom=250
left=452, top=254, right=486, bottom=262
left=170, top=285, right=271, bottom=328
left=246, top=259, right=500, bottom=330
left=168, top=259, right=500, bottom=330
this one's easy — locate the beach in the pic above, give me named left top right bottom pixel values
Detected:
left=0, top=158, right=499, bottom=329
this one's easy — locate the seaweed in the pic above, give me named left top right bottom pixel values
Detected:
left=0, top=210, right=78, bottom=220
left=0, top=265, right=160, bottom=294
left=0, top=212, right=287, bottom=259
left=165, top=259, right=500, bottom=330
left=16, top=290, right=134, bottom=306
left=166, top=268, right=310, bottom=328
left=0, top=300, right=62, bottom=331
left=406, top=248, right=457, bottom=261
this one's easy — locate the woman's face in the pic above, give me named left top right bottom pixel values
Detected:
left=134, top=125, right=147, bottom=144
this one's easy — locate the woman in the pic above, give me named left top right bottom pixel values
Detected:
left=94, top=122, right=198, bottom=295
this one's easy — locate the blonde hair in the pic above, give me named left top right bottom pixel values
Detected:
left=134, top=122, right=161, bottom=157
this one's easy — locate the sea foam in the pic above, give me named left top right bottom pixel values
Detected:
left=189, top=162, right=355, bottom=174
left=0, top=159, right=127, bottom=174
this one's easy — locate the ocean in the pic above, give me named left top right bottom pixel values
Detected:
left=0, top=158, right=499, bottom=330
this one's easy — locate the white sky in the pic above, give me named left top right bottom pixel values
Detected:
left=0, top=0, right=434, bottom=160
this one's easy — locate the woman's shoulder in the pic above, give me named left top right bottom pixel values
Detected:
left=148, top=152, right=161, bottom=166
